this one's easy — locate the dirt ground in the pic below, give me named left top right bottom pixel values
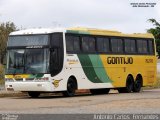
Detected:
left=0, top=89, right=160, bottom=114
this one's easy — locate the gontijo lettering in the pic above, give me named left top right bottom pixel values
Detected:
left=107, top=57, right=133, bottom=64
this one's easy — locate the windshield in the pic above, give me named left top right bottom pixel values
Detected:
left=6, top=49, right=49, bottom=74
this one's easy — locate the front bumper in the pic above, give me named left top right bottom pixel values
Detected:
left=5, top=82, right=54, bottom=92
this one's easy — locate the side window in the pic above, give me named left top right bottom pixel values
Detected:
left=97, top=37, right=110, bottom=52
left=74, top=37, right=80, bottom=51
left=51, top=33, right=63, bottom=48
left=137, top=40, right=142, bottom=53
left=66, top=35, right=80, bottom=53
left=124, top=39, right=130, bottom=52
left=50, top=33, right=64, bottom=76
left=97, top=37, right=104, bottom=52
left=130, top=40, right=136, bottom=53
left=82, top=37, right=89, bottom=52
left=82, top=36, right=95, bottom=52
left=137, top=39, right=148, bottom=54
left=142, top=40, right=148, bottom=53
left=124, top=39, right=136, bottom=53
left=111, top=38, right=123, bottom=53
left=148, top=40, right=154, bottom=54
left=66, top=36, right=74, bottom=52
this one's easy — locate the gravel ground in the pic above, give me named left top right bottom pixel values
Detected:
left=0, top=89, right=160, bottom=114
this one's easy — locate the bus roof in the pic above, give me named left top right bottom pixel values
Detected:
left=10, top=27, right=154, bottom=39
left=66, top=27, right=154, bottom=39
left=10, top=28, right=65, bottom=35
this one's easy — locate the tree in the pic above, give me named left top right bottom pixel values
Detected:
left=0, top=21, right=17, bottom=63
left=147, top=19, right=160, bottom=56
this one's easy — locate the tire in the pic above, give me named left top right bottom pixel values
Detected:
left=63, top=78, right=76, bottom=97
left=125, top=76, right=134, bottom=93
left=118, top=76, right=134, bottom=93
left=133, top=76, right=142, bottom=92
left=90, top=88, right=110, bottom=95
left=28, top=92, right=40, bottom=98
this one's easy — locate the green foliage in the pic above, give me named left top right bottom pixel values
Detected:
left=0, top=21, right=17, bottom=63
left=0, top=65, right=4, bottom=84
left=0, top=21, right=17, bottom=84
left=147, top=19, right=160, bottom=56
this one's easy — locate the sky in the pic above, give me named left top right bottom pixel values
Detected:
left=0, top=0, right=160, bottom=33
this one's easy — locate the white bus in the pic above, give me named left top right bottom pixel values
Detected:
left=5, top=27, right=157, bottom=97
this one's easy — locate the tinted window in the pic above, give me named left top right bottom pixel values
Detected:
left=111, top=38, right=123, bottom=53
left=51, top=33, right=63, bottom=47
left=82, top=36, right=95, bottom=52
left=97, top=37, right=110, bottom=52
left=124, top=39, right=136, bottom=53
left=74, top=37, right=80, bottom=51
left=66, top=36, right=74, bottom=51
left=66, top=35, right=80, bottom=52
left=148, top=40, right=154, bottom=54
left=82, top=37, right=89, bottom=51
left=137, top=40, right=148, bottom=53
left=50, top=33, right=64, bottom=76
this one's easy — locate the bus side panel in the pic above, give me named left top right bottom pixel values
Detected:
left=57, top=52, right=157, bottom=91
left=100, top=55, right=157, bottom=88
left=100, top=55, right=129, bottom=88
left=61, top=54, right=114, bottom=89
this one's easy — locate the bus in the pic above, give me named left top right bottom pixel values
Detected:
left=5, top=27, right=157, bottom=97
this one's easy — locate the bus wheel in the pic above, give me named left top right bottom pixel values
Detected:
left=125, top=75, right=134, bottom=93
left=90, top=88, right=110, bottom=95
left=63, top=78, right=76, bottom=97
left=28, top=92, right=40, bottom=98
left=118, top=75, right=134, bottom=93
left=133, top=76, right=142, bottom=92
